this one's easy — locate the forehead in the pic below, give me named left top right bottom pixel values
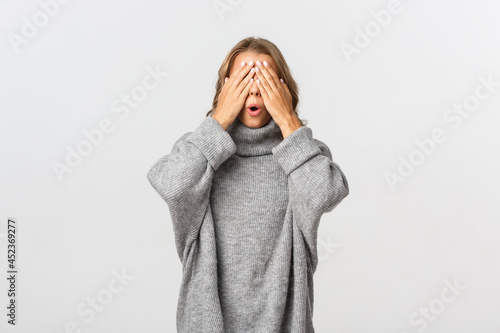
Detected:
left=231, top=52, right=277, bottom=73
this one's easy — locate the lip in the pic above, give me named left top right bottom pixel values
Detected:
left=247, top=103, right=262, bottom=117
left=247, top=103, right=261, bottom=110
left=247, top=103, right=261, bottom=116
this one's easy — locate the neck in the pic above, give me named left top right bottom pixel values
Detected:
left=226, top=117, right=283, bottom=157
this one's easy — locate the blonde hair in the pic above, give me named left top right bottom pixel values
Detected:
left=205, top=36, right=307, bottom=126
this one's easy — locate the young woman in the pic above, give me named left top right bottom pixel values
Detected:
left=147, top=37, right=349, bottom=333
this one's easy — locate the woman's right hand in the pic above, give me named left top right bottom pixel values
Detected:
left=212, top=61, right=256, bottom=130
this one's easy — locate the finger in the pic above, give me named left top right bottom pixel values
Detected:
left=263, top=61, right=281, bottom=88
left=257, top=61, right=280, bottom=94
left=281, top=79, right=290, bottom=94
left=236, top=65, right=255, bottom=92
left=239, top=76, right=255, bottom=99
left=221, top=76, right=230, bottom=94
left=237, top=69, right=255, bottom=99
left=255, top=66, right=275, bottom=97
left=225, top=61, right=250, bottom=91
left=255, top=65, right=279, bottom=97
left=256, top=77, right=269, bottom=100
left=232, top=61, right=254, bottom=87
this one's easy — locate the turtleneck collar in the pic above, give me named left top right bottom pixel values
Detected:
left=226, top=117, right=283, bottom=157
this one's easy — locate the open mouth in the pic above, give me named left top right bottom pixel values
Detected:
left=247, top=104, right=261, bottom=112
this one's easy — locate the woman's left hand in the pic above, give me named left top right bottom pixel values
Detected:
left=254, top=61, right=294, bottom=125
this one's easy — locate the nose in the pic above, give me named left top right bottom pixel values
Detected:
left=249, top=81, right=260, bottom=96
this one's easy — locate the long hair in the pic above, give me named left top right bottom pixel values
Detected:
left=205, top=36, right=307, bottom=126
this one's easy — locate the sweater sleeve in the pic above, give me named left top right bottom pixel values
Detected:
left=271, top=125, right=349, bottom=272
left=147, top=116, right=237, bottom=262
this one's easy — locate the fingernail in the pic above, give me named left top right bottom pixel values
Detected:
left=248, top=61, right=254, bottom=66
left=256, top=79, right=260, bottom=84
left=225, top=77, right=228, bottom=82
left=256, top=61, right=262, bottom=66
left=241, top=61, right=245, bottom=66
left=250, top=67, right=254, bottom=72
left=263, top=61, right=268, bottom=67
left=280, top=78, right=284, bottom=82
left=250, top=78, right=254, bottom=82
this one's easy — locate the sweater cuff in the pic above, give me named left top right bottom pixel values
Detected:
left=186, top=116, right=237, bottom=170
left=271, top=126, right=321, bottom=176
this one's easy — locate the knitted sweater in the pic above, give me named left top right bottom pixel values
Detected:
left=147, top=115, right=349, bottom=333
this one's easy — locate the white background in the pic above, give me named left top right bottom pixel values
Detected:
left=1, top=0, right=499, bottom=332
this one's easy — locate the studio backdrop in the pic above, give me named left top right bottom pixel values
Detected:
left=1, top=0, right=499, bottom=332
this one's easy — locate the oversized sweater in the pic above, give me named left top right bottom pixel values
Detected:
left=147, top=115, right=349, bottom=333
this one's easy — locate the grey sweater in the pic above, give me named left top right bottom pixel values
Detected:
left=147, top=115, right=349, bottom=333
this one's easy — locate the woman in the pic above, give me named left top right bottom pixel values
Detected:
left=147, top=36, right=349, bottom=333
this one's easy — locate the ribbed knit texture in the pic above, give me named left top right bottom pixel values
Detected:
left=147, top=115, right=349, bottom=333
